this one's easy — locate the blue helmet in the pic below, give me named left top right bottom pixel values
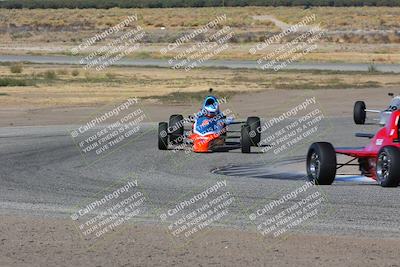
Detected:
left=202, top=95, right=219, bottom=117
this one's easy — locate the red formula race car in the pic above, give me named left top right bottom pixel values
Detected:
left=157, top=94, right=263, bottom=153
left=306, top=110, right=400, bottom=187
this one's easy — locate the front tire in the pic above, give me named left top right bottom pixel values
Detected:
left=353, top=101, right=366, bottom=125
left=158, top=122, right=168, bottom=150
left=241, top=125, right=251, bottom=153
left=169, top=114, right=184, bottom=144
left=246, top=117, right=261, bottom=146
left=376, top=146, right=400, bottom=187
left=307, top=142, right=337, bottom=185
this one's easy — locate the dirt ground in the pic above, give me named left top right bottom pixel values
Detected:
left=2, top=64, right=398, bottom=109
left=0, top=214, right=398, bottom=267
left=0, top=87, right=396, bottom=127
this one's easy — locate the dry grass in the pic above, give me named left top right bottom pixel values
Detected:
left=0, top=64, right=398, bottom=108
left=2, top=7, right=400, bottom=31
left=2, top=7, right=400, bottom=46
left=1, top=7, right=400, bottom=64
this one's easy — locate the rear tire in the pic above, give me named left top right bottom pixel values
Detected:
left=307, top=142, right=337, bottom=185
left=376, top=146, right=400, bottom=187
left=169, top=114, right=184, bottom=144
left=353, top=101, right=366, bottom=125
left=246, top=117, right=261, bottom=146
left=158, top=122, right=168, bottom=150
left=241, top=125, right=251, bottom=153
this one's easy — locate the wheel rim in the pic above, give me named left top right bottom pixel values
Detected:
left=309, top=151, right=320, bottom=179
left=377, top=151, right=391, bottom=182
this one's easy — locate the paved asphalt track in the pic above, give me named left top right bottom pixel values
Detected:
left=1, top=54, right=400, bottom=73
left=1, top=117, right=400, bottom=239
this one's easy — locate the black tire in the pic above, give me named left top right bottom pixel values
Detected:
left=376, top=146, right=400, bottom=187
left=246, top=116, right=261, bottom=146
left=307, top=142, right=337, bottom=185
left=241, top=125, right=251, bottom=153
left=169, top=114, right=184, bottom=144
left=158, top=122, right=168, bottom=150
left=353, top=101, right=366, bottom=125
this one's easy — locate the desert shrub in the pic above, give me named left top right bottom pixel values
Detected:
left=43, top=70, right=57, bottom=79
left=57, top=69, right=68, bottom=75
left=105, top=72, right=116, bottom=79
left=0, top=78, right=29, bottom=86
left=10, top=64, right=23, bottom=74
left=71, top=69, right=80, bottom=76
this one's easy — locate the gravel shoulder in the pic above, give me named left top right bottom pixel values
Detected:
left=1, top=215, right=399, bottom=267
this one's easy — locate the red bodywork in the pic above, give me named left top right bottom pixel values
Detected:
left=187, top=116, right=227, bottom=152
left=336, top=110, right=400, bottom=180
left=188, top=133, right=224, bottom=152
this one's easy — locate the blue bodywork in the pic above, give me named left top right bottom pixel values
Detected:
left=194, top=116, right=225, bottom=135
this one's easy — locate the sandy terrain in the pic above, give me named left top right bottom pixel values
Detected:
left=0, top=87, right=396, bottom=127
left=1, top=215, right=399, bottom=267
